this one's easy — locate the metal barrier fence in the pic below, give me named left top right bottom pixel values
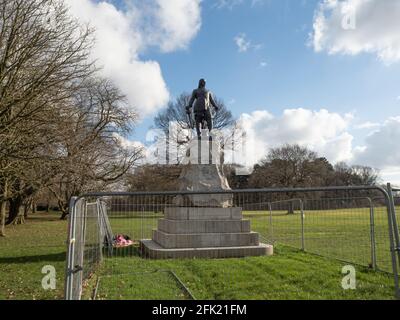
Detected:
left=65, top=186, right=400, bottom=300
left=388, top=184, right=400, bottom=297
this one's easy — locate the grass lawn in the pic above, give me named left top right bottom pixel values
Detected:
left=246, top=206, right=395, bottom=273
left=0, top=212, right=67, bottom=300
left=82, top=245, right=395, bottom=300
left=0, top=208, right=397, bottom=300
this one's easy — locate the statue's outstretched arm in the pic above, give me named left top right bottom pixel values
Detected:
left=209, top=92, right=219, bottom=110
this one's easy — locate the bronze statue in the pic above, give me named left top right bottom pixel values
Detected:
left=186, top=79, right=219, bottom=137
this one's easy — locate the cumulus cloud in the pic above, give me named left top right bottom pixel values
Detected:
left=234, top=33, right=261, bottom=53
left=228, top=108, right=354, bottom=168
left=355, top=121, right=381, bottom=130
left=353, top=117, right=400, bottom=168
left=234, top=33, right=252, bottom=52
left=130, top=0, right=202, bottom=53
left=311, top=0, right=400, bottom=64
left=127, top=108, right=354, bottom=168
left=66, top=0, right=202, bottom=117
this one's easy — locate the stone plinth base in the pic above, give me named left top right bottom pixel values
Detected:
left=140, top=240, right=273, bottom=259
left=140, top=206, right=273, bottom=260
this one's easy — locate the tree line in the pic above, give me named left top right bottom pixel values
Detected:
left=126, top=144, right=379, bottom=191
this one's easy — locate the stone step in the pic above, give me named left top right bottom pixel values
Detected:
left=140, top=240, right=273, bottom=259
left=158, top=219, right=251, bottom=234
left=164, top=207, right=242, bottom=221
left=153, top=230, right=259, bottom=249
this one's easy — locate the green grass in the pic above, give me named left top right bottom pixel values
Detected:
left=247, top=206, right=396, bottom=273
left=82, top=245, right=394, bottom=300
left=0, top=208, right=398, bottom=300
left=92, top=271, right=193, bottom=300
left=0, top=212, right=67, bottom=300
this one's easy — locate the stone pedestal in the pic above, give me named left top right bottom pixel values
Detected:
left=173, top=165, right=233, bottom=208
left=140, top=207, right=273, bottom=259
left=140, top=132, right=273, bottom=259
left=173, top=132, right=233, bottom=208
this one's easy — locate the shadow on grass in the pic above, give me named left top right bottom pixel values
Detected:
left=0, top=252, right=66, bottom=264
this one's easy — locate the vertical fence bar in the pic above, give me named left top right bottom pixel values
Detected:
left=96, top=199, right=103, bottom=263
left=386, top=183, right=400, bottom=299
left=268, top=202, right=273, bottom=244
left=300, top=199, right=305, bottom=251
left=368, top=198, right=377, bottom=270
left=65, top=196, right=78, bottom=300
left=388, top=184, right=400, bottom=266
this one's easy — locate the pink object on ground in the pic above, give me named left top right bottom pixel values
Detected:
left=114, top=234, right=134, bottom=248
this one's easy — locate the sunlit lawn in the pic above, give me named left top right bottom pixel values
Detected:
left=0, top=207, right=397, bottom=300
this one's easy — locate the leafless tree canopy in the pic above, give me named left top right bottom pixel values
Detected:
left=154, top=92, right=235, bottom=134
left=247, top=144, right=379, bottom=189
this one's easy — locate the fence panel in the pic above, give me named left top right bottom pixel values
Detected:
left=65, top=186, right=399, bottom=300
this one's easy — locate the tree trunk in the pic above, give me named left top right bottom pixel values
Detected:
left=59, top=201, right=69, bottom=220
left=60, top=210, right=69, bottom=220
left=0, top=201, right=6, bottom=237
left=287, top=201, right=295, bottom=215
left=6, top=197, right=23, bottom=225
left=32, top=200, right=37, bottom=214
left=24, top=197, right=33, bottom=219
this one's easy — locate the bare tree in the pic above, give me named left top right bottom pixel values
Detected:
left=248, top=144, right=335, bottom=213
left=0, top=1, right=143, bottom=230
left=333, top=162, right=379, bottom=186
left=45, top=78, right=143, bottom=219
left=125, top=165, right=182, bottom=192
left=0, top=0, right=96, bottom=233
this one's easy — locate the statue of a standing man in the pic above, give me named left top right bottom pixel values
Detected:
left=186, top=79, right=219, bottom=137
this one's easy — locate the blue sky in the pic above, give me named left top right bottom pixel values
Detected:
left=136, top=0, right=400, bottom=145
left=69, top=0, right=400, bottom=184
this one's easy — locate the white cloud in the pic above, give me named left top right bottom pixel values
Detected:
left=67, top=0, right=202, bottom=117
left=114, top=133, right=145, bottom=150
left=130, top=0, right=202, bottom=53
left=355, top=121, right=380, bottom=130
left=232, top=109, right=400, bottom=184
left=214, top=0, right=244, bottom=10
left=311, top=0, right=400, bottom=64
left=380, top=168, right=400, bottom=186
left=230, top=108, right=354, bottom=167
left=260, top=61, right=268, bottom=68
left=234, top=33, right=262, bottom=53
left=234, top=33, right=252, bottom=52
left=214, top=0, right=265, bottom=9
left=353, top=117, right=400, bottom=169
